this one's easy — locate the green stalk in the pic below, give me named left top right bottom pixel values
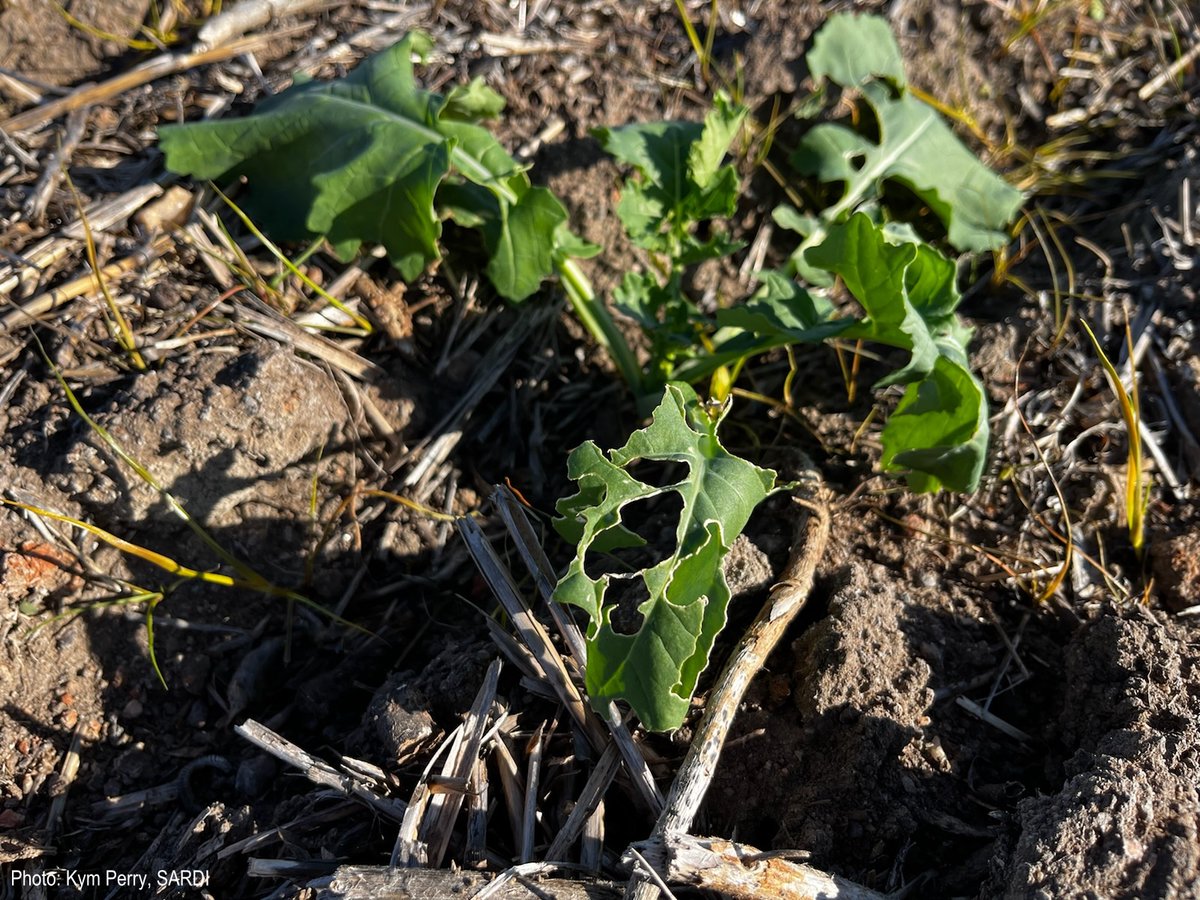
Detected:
left=445, top=144, right=646, bottom=394
left=558, top=256, right=644, bottom=395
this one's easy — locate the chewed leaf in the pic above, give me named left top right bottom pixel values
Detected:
left=789, top=14, right=1022, bottom=255
left=807, top=12, right=907, bottom=89
left=160, top=32, right=574, bottom=302
left=792, top=80, right=1022, bottom=253
left=553, top=383, right=775, bottom=731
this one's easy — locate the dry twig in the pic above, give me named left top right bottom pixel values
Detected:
left=629, top=834, right=888, bottom=900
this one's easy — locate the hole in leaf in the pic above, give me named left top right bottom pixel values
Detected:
left=606, top=576, right=649, bottom=636
left=582, top=491, right=684, bottom=581
left=848, top=151, right=867, bottom=172
left=878, top=180, right=942, bottom=242
left=627, top=459, right=690, bottom=490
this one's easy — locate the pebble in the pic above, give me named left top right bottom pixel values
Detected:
left=122, top=699, right=144, bottom=720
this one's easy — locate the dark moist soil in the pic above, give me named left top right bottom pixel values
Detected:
left=2, top=1, right=1199, bottom=899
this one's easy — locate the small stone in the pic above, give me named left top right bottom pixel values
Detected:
left=366, top=679, right=436, bottom=763
left=122, top=699, right=144, bottom=720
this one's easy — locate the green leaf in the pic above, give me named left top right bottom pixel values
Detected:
left=595, top=120, right=703, bottom=203
left=792, top=79, right=1022, bottom=253
left=160, top=32, right=573, bottom=302
left=716, top=216, right=988, bottom=492
left=613, top=271, right=697, bottom=357
left=688, top=92, right=748, bottom=190
left=715, top=270, right=844, bottom=343
left=595, top=94, right=746, bottom=259
left=482, top=187, right=569, bottom=303
left=806, top=213, right=941, bottom=386
left=551, top=221, right=602, bottom=261
left=685, top=163, right=741, bottom=223
left=442, top=77, right=506, bottom=120
left=553, top=383, right=775, bottom=731
left=807, top=12, right=907, bottom=89
left=615, top=179, right=671, bottom=252
left=664, top=271, right=846, bottom=385
left=882, top=355, right=989, bottom=492
left=771, top=204, right=821, bottom=238
left=786, top=14, right=1022, bottom=257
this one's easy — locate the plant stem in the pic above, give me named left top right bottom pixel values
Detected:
left=557, top=256, right=643, bottom=395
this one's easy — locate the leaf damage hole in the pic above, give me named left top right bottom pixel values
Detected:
left=605, top=576, right=649, bottom=636
left=582, top=491, right=685, bottom=581
left=627, top=459, right=690, bottom=490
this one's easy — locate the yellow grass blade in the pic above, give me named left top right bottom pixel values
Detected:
left=55, top=3, right=162, bottom=51
left=674, top=0, right=708, bottom=79
left=1079, top=318, right=1147, bottom=554
left=212, top=186, right=374, bottom=333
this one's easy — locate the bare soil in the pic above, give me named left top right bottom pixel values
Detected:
left=1, top=2, right=1199, bottom=899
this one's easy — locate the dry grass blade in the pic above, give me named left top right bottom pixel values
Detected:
left=196, top=0, right=328, bottom=48
left=65, top=174, right=146, bottom=368
left=457, top=516, right=606, bottom=752
left=0, top=236, right=171, bottom=333
left=465, top=756, right=489, bottom=867
left=312, top=864, right=623, bottom=900
left=492, top=486, right=586, bottom=663
left=629, top=834, right=888, bottom=900
left=393, top=723, right=464, bottom=866
left=520, top=722, right=545, bottom=864
left=235, top=720, right=406, bottom=822
left=1, top=183, right=163, bottom=300
left=222, top=294, right=382, bottom=381
left=491, top=729, right=526, bottom=848
left=21, top=106, right=90, bottom=225
left=0, top=35, right=277, bottom=134
left=544, top=742, right=621, bottom=862
left=212, top=186, right=373, bottom=332
left=419, top=658, right=502, bottom=867
left=43, top=723, right=85, bottom=843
